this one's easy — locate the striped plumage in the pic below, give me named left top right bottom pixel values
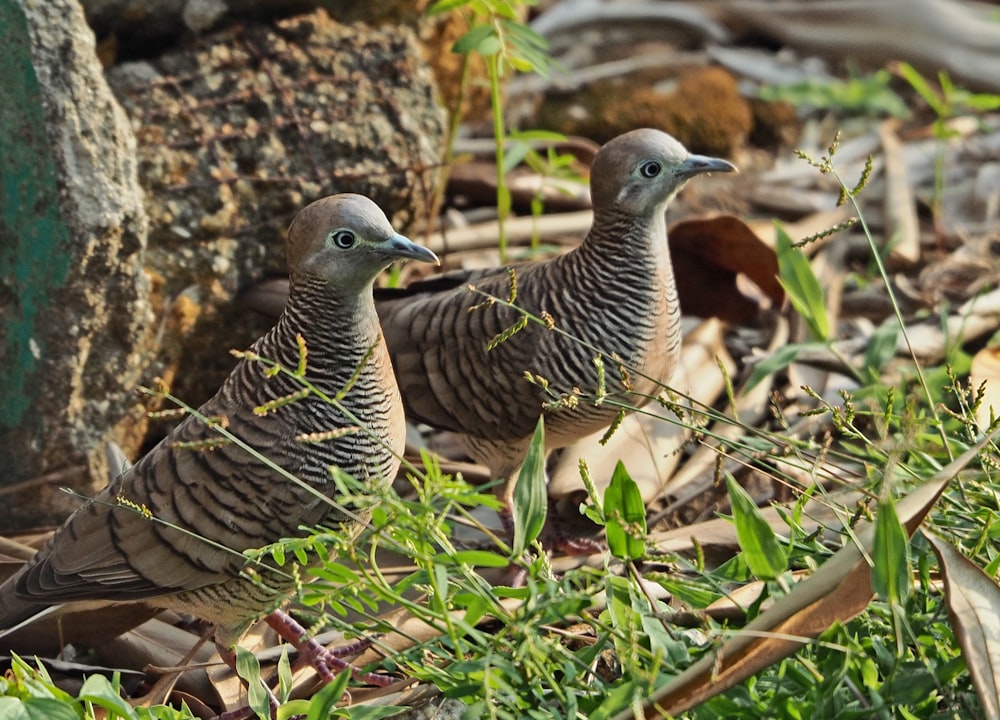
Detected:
left=376, top=129, right=736, bottom=536
left=0, top=193, right=438, bottom=653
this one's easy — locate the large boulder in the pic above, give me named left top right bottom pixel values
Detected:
left=106, top=10, right=446, bottom=410
left=0, top=0, right=153, bottom=529
left=0, top=4, right=445, bottom=529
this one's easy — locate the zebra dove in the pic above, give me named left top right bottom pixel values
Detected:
left=376, top=129, right=736, bottom=548
left=0, top=194, right=438, bottom=685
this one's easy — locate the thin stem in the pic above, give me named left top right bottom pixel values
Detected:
left=489, top=51, right=509, bottom=263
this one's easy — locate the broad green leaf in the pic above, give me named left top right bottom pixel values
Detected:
left=0, top=698, right=77, bottom=720
left=435, top=549, right=510, bottom=567
left=961, top=92, right=1000, bottom=111
left=339, top=707, right=410, bottom=720
left=501, top=141, right=532, bottom=174
left=508, top=129, right=566, bottom=142
left=235, top=646, right=270, bottom=720
left=452, top=24, right=493, bottom=55
left=503, top=19, right=549, bottom=50
left=277, top=648, right=293, bottom=703
left=872, top=497, right=910, bottom=604
left=78, top=675, right=136, bottom=718
left=603, top=461, right=647, bottom=561
left=726, top=474, right=787, bottom=580
left=775, top=223, right=829, bottom=340
left=476, top=34, right=502, bottom=57
left=653, top=577, right=721, bottom=610
left=278, top=701, right=312, bottom=720
left=512, top=416, right=547, bottom=556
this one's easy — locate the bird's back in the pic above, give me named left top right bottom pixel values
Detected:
left=376, top=222, right=680, bottom=452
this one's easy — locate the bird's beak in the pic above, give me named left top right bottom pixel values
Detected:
left=384, top=233, right=440, bottom=265
left=678, top=154, right=738, bottom=178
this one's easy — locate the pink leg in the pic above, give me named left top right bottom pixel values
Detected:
left=264, top=610, right=394, bottom=687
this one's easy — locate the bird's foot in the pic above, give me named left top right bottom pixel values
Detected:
left=264, top=610, right=394, bottom=687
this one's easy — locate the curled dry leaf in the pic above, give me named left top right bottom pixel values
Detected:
left=924, top=532, right=1000, bottom=720
left=670, top=215, right=784, bottom=323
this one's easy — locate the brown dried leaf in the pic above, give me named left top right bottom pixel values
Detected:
left=924, top=533, right=1000, bottom=720
left=970, top=346, right=1000, bottom=432
left=670, top=215, right=783, bottom=323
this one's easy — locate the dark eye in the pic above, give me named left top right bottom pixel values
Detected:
left=330, top=230, right=356, bottom=249
left=639, top=160, right=661, bottom=178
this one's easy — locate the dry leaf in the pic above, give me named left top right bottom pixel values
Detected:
left=670, top=215, right=784, bottom=323
left=924, top=532, right=1000, bottom=720
left=970, top=346, right=1000, bottom=432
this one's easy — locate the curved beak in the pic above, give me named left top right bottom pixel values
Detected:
left=383, top=233, right=440, bottom=266
left=679, top=154, right=738, bottom=179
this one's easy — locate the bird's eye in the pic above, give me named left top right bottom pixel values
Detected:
left=639, top=160, right=661, bottom=178
left=330, top=230, right=356, bottom=249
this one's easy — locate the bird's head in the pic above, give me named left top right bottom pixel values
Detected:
left=286, top=194, right=439, bottom=292
left=589, top=129, right=737, bottom=217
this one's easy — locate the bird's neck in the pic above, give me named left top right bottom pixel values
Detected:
left=264, top=276, right=383, bottom=383
left=573, top=206, right=671, bottom=277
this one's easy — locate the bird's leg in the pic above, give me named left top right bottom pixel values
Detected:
left=264, top=609, right=394, bottom=687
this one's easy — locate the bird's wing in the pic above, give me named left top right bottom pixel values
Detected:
left=15, top=396, right=313, bottom=603
left=377, top=264, right=551, bottom=443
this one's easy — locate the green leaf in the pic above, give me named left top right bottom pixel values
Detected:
left=305, top=670, right=351, bottom=720
left=603, top=461, right=647, bottom=561
left=726, top=474, right=787, bottom=580
left=959, top=92, right=1000, bottom=111
left=775, top=223, right=830, bottom=340
left=653, top=577, right=721, bottom=609
left=501, top=141, right=532, bottom=174
left=441, top=549, right=511, bottom=567
left=743, top=343, right=801, bottom=393
left=896, top=62, right=945, bottom=115
left=0, top=698, right=78, bottom=720
left=235, top=646, right=270, bottom=720
left=427, top=0, right=470, bottom=16
left=508, top=129, right=566, bottom=142
left=277, top=701, right=312, bottom=720
left=863, top=320, right=900, bottom=380
left=452, top=24, right=494, bottom=55
left=476, top=34, right=502, bottom=57
left=78, top=674, right=137, bottom=718
left=503, top=20, right=549, bottom=50
left=338, top=707, right=409, bottom=720
left=872, top=497, right=910, bottom=604
left=512, top=417, right=547, bottom=556
left=277, top=647, right=293, bottom=703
